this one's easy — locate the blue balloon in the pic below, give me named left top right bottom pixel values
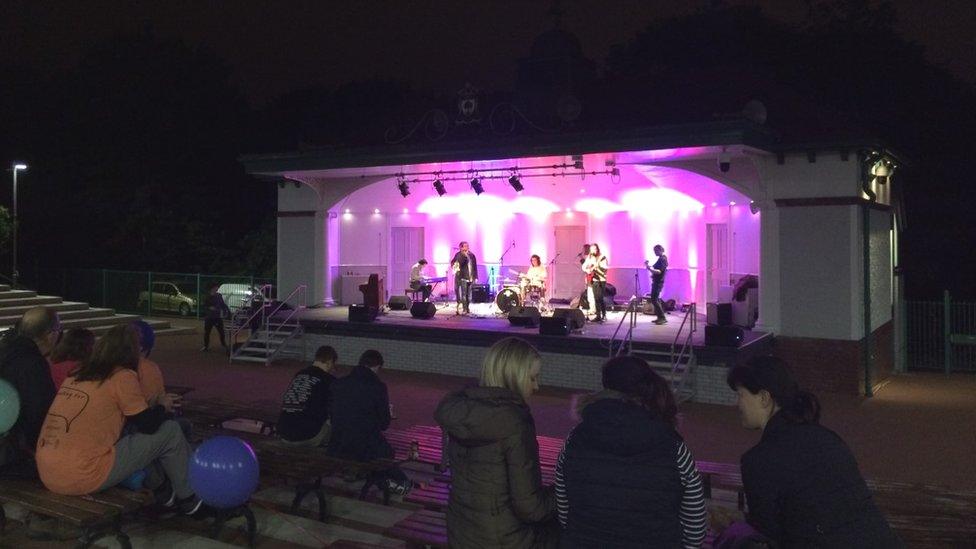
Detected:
left=120, top=468, right=147, bottom=490
left=132, top=320, right=155, bottom=357
left=189, top=436, right=259, bottom=509
left=0, top=379, right=20, bottom=435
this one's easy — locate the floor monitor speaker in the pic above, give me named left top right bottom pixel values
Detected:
left=704, top=324, right=744, bottom=347
left=348, top=304, right=378, bottom=323
left=539, top=316, right=570, bottom=336
left=388, top=295, right=412, bottom=310
left=552, top=308, right=586, bottom=330
left=410, top=301, right=437, bottom=319
left=508, top=306, right=541, bottom=328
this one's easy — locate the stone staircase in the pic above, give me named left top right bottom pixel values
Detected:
left=0, top=284, right=193, bottom=336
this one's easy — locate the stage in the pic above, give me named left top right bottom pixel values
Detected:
left=297, top=301, right=773, bottom=369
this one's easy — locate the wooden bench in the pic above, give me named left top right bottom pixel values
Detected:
left=386, top=509, right=448, bottom=549
left=184, top=401, right=410, bottom=522
left=0, top=479, right=151, bottom=549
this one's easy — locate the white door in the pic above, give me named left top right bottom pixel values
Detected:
left=390, top=227, right=424, bottom=298
left=554, top=226, right=586, bottom=300
left=706, top=223, right=729, bottom=303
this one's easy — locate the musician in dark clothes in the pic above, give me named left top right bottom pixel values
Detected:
left=644, top=244, right=669, bottom=325
left=450, top=241, right=478, bottom=315
left=201, top=284, right=231, bottom=352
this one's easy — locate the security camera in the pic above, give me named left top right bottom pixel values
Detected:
left=718, top=152, right=732, bottom=173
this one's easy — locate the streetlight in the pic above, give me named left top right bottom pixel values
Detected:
left=11, top=163, right=27, bottom=286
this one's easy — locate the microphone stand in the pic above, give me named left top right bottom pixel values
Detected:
left=498, top=241, right=516, bottom=289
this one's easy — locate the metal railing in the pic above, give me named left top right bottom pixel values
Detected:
left=670, top=302, right=698, bottom=397
left=229, top=284, right=308, bottom=366
left=228, top=284, right=275, bottom=350
left=609, top=296, right=640, bottom=357
left=907, top=291, right=976, bottom=373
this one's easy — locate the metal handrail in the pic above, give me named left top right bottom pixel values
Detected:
left=609, top=296, right=640, bottom=358
left=670, top=303, right=698, bottom=396
left=229, top=284, right=274, bottom=351
left=263, top=285, right=307, bottom=344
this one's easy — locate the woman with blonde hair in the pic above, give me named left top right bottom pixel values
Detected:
left=435, top=337, right=555, bottom=548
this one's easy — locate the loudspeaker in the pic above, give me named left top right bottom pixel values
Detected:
left=348, top=304, right=378, bottom=323
left=539, top=316, right=570, bottom=336
left=508, top=306, right=541, bottom=327
left=552, top=308, right=586, bottom=330
left=389, top=295, right=412, bottom=310
left=706, top=302, right=733, bottom=326
left=471, top=284, right=490, bottom=303
left=410, top=301, right=437, bottom=319
left=705, top=324, right=744, bottom=347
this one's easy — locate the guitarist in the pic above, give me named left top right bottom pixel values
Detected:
left=644, top=244, right=669, bottom=324
left=582, top=243, right=609, bottom=322
left=450, top=241, right=478, bottom=315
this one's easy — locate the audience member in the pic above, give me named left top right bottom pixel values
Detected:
left=718, top=356, right=900, bottom=547
left=35, top=325, right=204, bottom=516
left=435, top=337, right=556, bottom=548
left=556, top=355, right=707, bottom=548
left=277, top=345, right=337, bottom=446
left=328, top=349, right=411, bottom=494
left=0, top=307, right=60, bottom=478
left=49, top=328, right=95, bottom=389
left=201, top=283, right=231, bottom=353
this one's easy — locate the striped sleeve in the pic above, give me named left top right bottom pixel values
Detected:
left=677, top=441, right=708, bottom=548
left=554, top=433, right=572, bottom=528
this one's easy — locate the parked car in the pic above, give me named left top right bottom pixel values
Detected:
left=218, top=283, right=268, bottom=312
left=137, top=282, right=197, bottom=316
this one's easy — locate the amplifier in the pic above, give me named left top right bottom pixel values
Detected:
left=471, top=284, right=491, bottom=303
left=508, top=306, right=541, bottom=327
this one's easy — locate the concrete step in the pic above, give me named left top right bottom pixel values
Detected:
left=0, top=307, right=116, bottom=327
left=232, top=355, right=270, bottom=363
left=0, top=295, right=63, bottom=308
left=0, top=289, right=38, bottom=300
left=0, top=301, right=91, bottom=317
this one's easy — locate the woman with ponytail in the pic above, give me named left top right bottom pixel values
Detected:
left=555, top=356, right=707, bottom=548
left=723, top=356, right=900, bottom=547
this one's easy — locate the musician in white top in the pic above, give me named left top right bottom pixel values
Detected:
left=409, top=258, right=433, bottom=302
left=582, top=243, right=609, bottom=322
left=524, top=254, right=548, bottom=290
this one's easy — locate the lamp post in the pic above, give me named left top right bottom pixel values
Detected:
left=11, top=163, right=27, bottom=286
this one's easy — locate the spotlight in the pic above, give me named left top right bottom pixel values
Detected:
left=508, top=175, right=523, bottom=193
left=470, top=177, right=484, bottom=195
left=433, top=179, right=446, bottom=196
left=397, top=178, right=410, bottom=197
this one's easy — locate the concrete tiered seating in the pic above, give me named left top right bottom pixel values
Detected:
left=0, top=284, right=191, bottom=336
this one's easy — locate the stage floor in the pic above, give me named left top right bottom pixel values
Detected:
left=299, top=302, right=773, bottom=365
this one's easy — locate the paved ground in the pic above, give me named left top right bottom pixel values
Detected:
left=155, top=320, right=976, bottom=490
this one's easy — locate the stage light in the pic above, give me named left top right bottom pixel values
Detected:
left=373, top=208, right=380, bottom=214
left=470, top=177, right=484, bottom=195
left=345, top=208, right=351, bottom=213
left=397, top=178, right=410, bottom=197
left=433, top=179, right=446, bottom=196
left=711, top=202, right=718, bottom=207
left=508, top=175, right=523, bottom=193
left=729, top=201, right=736, bottom=206
left=402, top=208, right=409, bottom=214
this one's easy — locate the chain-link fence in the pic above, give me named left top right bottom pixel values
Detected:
left=32, top=268, right=274, bottom=318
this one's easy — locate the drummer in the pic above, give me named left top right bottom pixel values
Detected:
left=522, top=254, right=548, bottom=293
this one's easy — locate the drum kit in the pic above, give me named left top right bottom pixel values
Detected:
left=494, top=269, right=549, bottom=314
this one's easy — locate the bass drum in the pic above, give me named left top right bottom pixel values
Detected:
left=495, top=288, right=521, bottom=313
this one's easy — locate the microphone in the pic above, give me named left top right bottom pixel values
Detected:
left=512, top=240, right=516, bottom=247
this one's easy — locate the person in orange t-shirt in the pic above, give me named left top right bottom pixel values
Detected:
left=36, top=325, right=204, bottom=516
left=48, top=328, right=95, bottom=389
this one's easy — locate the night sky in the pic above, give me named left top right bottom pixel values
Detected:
left=3, top=0, right=974, bottom=104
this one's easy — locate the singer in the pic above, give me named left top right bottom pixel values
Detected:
left=450, top=241, right=478, bottom=315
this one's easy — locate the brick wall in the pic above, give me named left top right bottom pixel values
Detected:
left=772, top=320, right=894, bottom=395
left=694, top=365, right=737, bottom=405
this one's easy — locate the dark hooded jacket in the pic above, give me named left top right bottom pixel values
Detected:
left=0, top=335, right=56, bottom=477
left=742, top=411, right=901, bottom=547
left=559, top=390, right=684, bottom=549
left=327, top=365, right=392, bottom=461
left=435, top=386, right=556, bottom=549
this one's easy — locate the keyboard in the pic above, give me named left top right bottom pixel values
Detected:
left=422, top=276, right=447, bottom=283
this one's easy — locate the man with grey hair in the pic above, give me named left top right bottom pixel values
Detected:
left=0, top=307, right=60, bottom=478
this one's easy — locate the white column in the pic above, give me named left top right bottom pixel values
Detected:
left=755, top=200, right=781, bottom=333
